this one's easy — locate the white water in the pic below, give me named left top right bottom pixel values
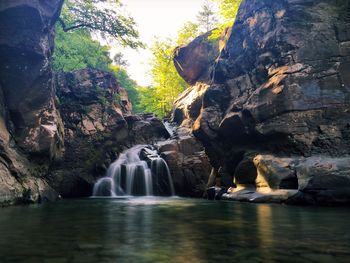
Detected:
left=164, top=121, right=175, bottom=138
left=92, top=145, right=175, bottom=197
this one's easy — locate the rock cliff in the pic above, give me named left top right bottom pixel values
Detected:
left=173, top=0, right=350, bottom=204
left=0, top=0, right=64, bottom=205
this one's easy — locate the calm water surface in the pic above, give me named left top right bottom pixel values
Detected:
left=0, top=197, right=349, bottom=263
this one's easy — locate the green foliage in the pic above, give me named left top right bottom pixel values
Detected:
left=208, top=0, right=242, bottom=41
left=53, top=26, right=112, bottom=72
left=213, top=0, right=242, bottom=23
left=138, top=39, right=187, bottom=118
left=58, top=0, right=144, bottom=49
left=136, top=86, right=158, bottom=114
left=176, top=22, right=200, bottom=46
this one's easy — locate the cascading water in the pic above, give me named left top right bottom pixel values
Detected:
left=163, top=121, right=175, bottom=138
left=92, top=145, right=175, bottom=197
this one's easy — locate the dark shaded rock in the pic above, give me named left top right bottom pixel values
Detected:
left=0, top=0, right=63, bottom=206
left=139, top=146, right=158, bottom=162
left=296, top=157, right=350, bottom=192
left=158, top=129, right=212, bottom=197
left=0, top=0, right=64, bottom=159
left=57, top=69, right=132, bottom=113
left=218, top=166, right=234, bottom=187
left=206, top=186, right=226, bottom=200
left=206, top=186, right=220, bottom=200
left=128, top=115, right=170, bottom=144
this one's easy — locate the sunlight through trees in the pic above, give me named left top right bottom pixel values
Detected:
left=52, top=0, right=243, bottom=118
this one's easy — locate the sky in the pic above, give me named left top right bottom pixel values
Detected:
left=110, top=0, right=209, bottom=87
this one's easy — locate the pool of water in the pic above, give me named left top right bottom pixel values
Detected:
left=0, top=197, right=349, bottom=263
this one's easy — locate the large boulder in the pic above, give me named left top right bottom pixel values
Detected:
left=173, top=31, right=220, bottom=85
left=173, top=0, right=350, bottom=204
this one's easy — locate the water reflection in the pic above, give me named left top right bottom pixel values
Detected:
left=0, top=198, right=349, bottom=263
left=257, top=205, right=274, bottom=262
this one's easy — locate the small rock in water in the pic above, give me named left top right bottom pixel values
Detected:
left=206, top=186, right=226, bottom=200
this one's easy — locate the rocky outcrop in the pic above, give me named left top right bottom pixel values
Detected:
left=173, top=0, right=350, bottom=205
left=0, top=0, right=64, bottom=205
left=174, top=31, right=220, bottom=85
left=49, top=69, right=170, bottom=197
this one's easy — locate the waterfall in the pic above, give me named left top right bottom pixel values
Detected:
left=92, top=145, right=175, bottom=197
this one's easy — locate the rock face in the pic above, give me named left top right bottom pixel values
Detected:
left=173, top=0, right=350, bottom=204
left=0, top=0, right=64, bottom=158
left=157, top=126, right=212, bottom=197
left=49, top=69, right=170, bottom=197
left=0, top=0, right=64, bottom=205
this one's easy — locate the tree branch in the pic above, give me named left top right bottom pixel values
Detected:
left=57, top=17, right=93, bottom=32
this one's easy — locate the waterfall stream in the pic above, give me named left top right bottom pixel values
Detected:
left=92, top=145, right=175, bottom=197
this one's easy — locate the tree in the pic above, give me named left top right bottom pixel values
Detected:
left=176, top=21, right=200, bottom=46
left=197, top=0, right=218, bottom=32
left=139, top=39, right=187, bottom=118
left=58, top=0, right=144, bottom=49
left=53, top=26, right=112, bottom=72
left=208, top=0, right=242, bottom=40
left=213, top=0, right=242, bottom=24
left=113, top=52, right=128, bottom=67
left=136, top=86, right=158, bottom=114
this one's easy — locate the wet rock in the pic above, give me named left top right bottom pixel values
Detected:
left=222, top=186, right=298, bottom=204
left=157, top=129, right=212, bottom=197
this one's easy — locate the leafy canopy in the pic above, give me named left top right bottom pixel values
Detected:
left=53, top=26, right=112, bottom=72
left=214, top=0, right=242, bottom=23
left=177, top=21, right=200, bottom=46
left=58, top=0, right=144, bottom=49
